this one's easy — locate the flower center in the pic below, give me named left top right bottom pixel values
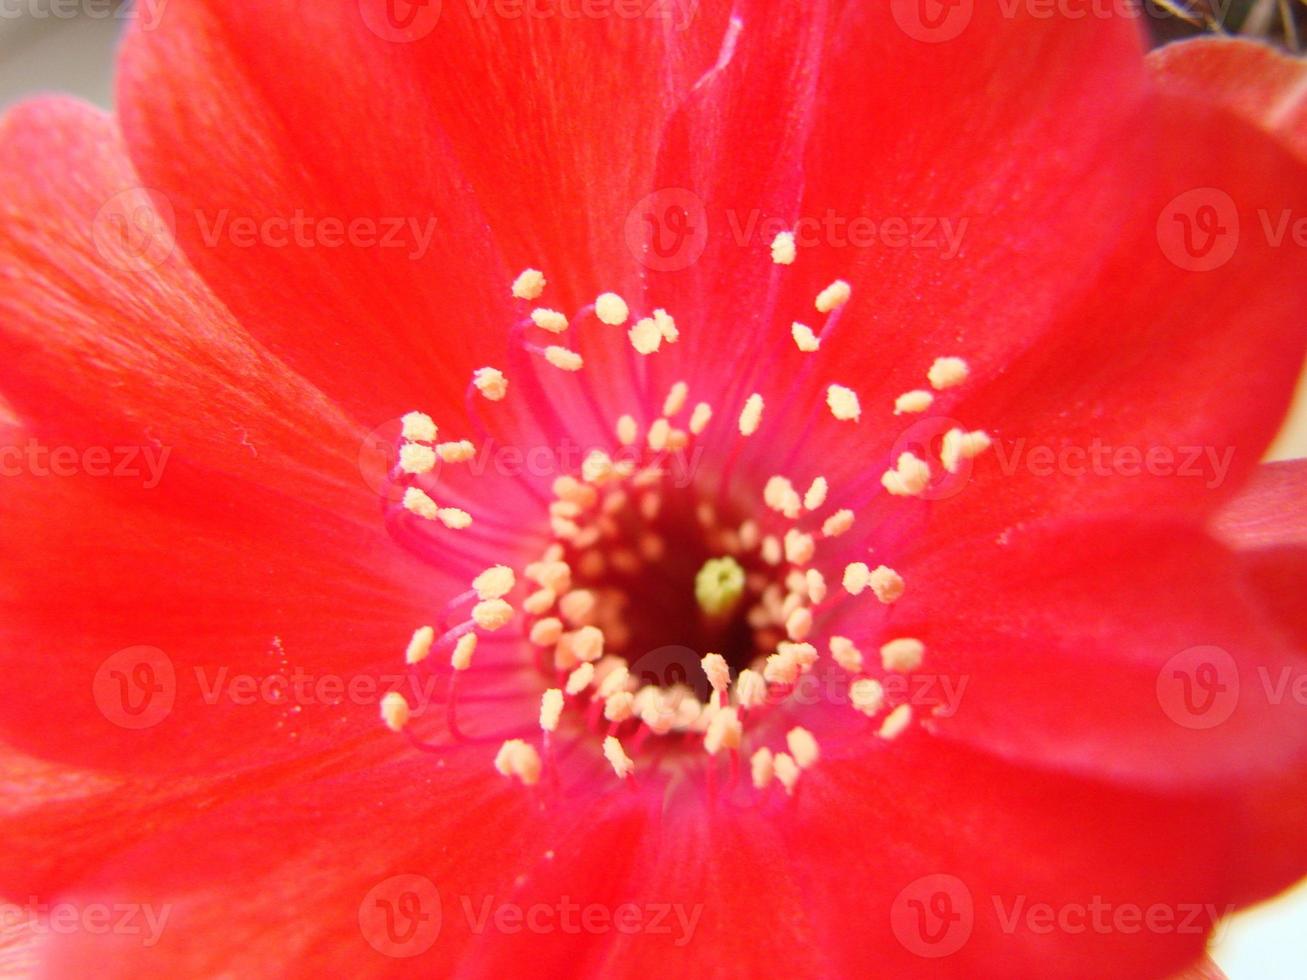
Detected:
left=376, top=234, right=992, bottom=800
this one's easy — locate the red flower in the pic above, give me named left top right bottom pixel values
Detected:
left=1, top=4, right=1306, bottom=977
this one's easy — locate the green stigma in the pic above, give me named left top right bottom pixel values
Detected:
left=695, top=556, right=746, bottom=618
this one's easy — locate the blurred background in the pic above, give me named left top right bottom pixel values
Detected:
left=0, top=2, right=1304, bottom=977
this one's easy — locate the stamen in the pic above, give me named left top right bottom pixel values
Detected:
left=629, top=317, right=662, bottom=355
left=773, top=752, right=800, bottom=794
left=530, top=308, right=569, bottom=333
left=928, top=356, right=970, bottom=390
left=770, top=231, right=796, bottom=265
left=473, top=368, right=508, bottom=401
left=604, top=691, right=635, bottom=723
left=783, top=529, right=815, bottom=565
left=654, top=309, right=679, bottom=343
left=540, top=689, right=564, bottom=732
left=559, top=589, right=597, bottom=624
left=451, top=633, right=478, bottom=671
left=437, top=440, right=476, bottom=463
left=786, top=727, right=819, bottom=768
left=399, top=443, right=437, bottom=475
left=764, top=476, right=801, bottom=518
left=494, top=739, right=542, bottom=785
left=544, top=346, right=583, bottom=372
left=472, top=599, right=514, bottom=631
left=523, top=588, right=556, bottom=616
left=616, top=414, right=638, bottom=446
left=803, top=476, right=828, bottom=510
left=511, top=268, right=546, bottom=300
left=738, top=393, right=764, bottom=436
left=826, top=384, right=861, bottom=422
left=941, top=428, right=992, bottom=473
left=805, top=569, right=827, bottom=603
left=830, top=636, right=863, bottom=673
left=784, top=607, right=813, bottom=642
left=822, top=509, right=854, bottom=538
left=530, top=618, right=563, bottom=652
left=663, top=381, right=689, bottom=417
left=763, top=648, right=800, bottom=685
left=402, top=487, right=439, bottom=520
left=565, top=662, right=595, bottom=695
left=881, top=637, right=925, bottom=672
left=881, top=452, right=931, bottom=496
left=701, top=653, right=731, bottom=699
left=380, top=691, right=411, bottom=732
left=869, top=565, right=905, bottom=604
left=878, top=704, right=913, bottom=740
left=405, top=625, right=435, bottom=665
left=704, top=706, right=742, bottom=755
left=603, top=735, right=635, bottom=779
left=401, top=411, right=437, bottom=443
left=595, top=292, right=630, bottom=326
left=647, top=418, right=670, bottom=451
left=815, top=279, right=851, bottom=314
left=894, top=389, right=933, bottom=415
left=386, top=250, right=943, bottom=793
left=438, top=508, right=473, bottom=530
left=735, top=669, right=767, bottom=709
left=842, top=562, right=871, bottom=596
left=850, top=678, right=885, bottom=716
left=791, top=322, right=820, bottom=352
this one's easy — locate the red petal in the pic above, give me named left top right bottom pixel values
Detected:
left=1150, top=37, right=1307, bottom=161
left=1213, top=458, right=1307, bottom=551
left=642, top=1, right=1150, bottom=459
left=114, top=0, right=730, bottom=428
left=0, top=99, right=369, bottom=516
left=34, top=749, right=643, bottom=976
left=35, top=737, right=1297, bottom=979
left=913, top=93, right=1307, bottom=541
left=875, top=520, right=1307, bottom=789
left=0, top=457, right=448, bottom=775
